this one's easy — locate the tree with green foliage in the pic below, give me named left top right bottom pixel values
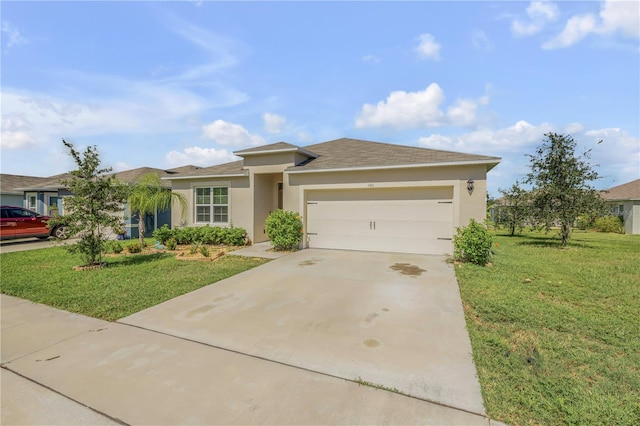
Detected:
left=49, top=140, right=128, bottom=267
left=525, top=133, right=605, bottom=246
left=497, top=181, right=532, bottom=236
left=126, top=173, right=187, bottom=247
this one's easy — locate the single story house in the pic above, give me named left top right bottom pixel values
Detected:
left=0, top=174, right=55, bottom=207
left=601, top=178, right=640, bottom=235
left=165, top=138, right=501, bottom=255
left=6, top=166, right=200, bottom=239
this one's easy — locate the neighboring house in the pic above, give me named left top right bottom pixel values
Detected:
left=165, top=138, right=501, bottom=255
left=0, top=173, right=59, bottom=210
left=601, top=179, right=640, bottom=235
left=10, top=166, right=200, bottom=239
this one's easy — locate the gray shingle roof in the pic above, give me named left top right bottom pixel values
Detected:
left=601, top=179, right=640, bottom=201
left=288, top=138, right=501, bottom=172
left=1, top=174, right=52, bottom=194
left=164, top=160, right=247, bottom=179
left=234, top=142, right=300, bottom=155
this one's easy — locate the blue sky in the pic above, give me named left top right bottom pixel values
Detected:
left=2, top=0, right=638, bottom=195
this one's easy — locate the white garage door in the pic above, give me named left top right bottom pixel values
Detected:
left=306, top=197, right=454, bottom=255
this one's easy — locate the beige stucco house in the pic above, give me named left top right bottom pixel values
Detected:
left=601, top=178, right=640, bottom=235
left=166, top=138, right=501, bottom=255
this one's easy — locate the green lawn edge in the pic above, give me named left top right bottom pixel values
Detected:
left=0, top=245, right=269, bottom=321
left=456, top=230, right=640, bottom=425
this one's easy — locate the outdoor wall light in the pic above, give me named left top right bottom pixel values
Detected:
left=467, top=179, right=475, bottom=194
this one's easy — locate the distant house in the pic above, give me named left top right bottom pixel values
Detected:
left=4, top=165, right=200, bottom=239
left=601, top=179, right=640, bottom=235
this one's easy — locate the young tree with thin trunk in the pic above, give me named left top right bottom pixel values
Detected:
left=497, top=181, right=531, bottom=236
left=49, top=140, right=127, bottom=267
left=525, top=132, right=605, bottom=246
left=127, top=173, right=187, bottom=247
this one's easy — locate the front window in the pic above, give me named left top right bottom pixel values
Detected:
left=195, top=187, right=228, bottom=224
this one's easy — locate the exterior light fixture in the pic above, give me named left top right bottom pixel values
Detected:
left=467, top=179, right=475, bottom=194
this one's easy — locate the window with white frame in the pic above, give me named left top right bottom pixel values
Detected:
left=195, top=187, right=229, bottom=224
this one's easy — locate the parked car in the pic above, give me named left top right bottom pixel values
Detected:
left=0, top=206, right=69, bottom=240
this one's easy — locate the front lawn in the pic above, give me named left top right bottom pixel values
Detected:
left=0, top=245, right=269, bottom=321
left=457, top=230, right=640, bottom=425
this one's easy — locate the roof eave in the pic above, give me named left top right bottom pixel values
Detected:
left=161, top=171, right=248, bottom=180
left=285, top=159, right=501, bottom=174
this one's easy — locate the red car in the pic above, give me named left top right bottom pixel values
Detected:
left=0, top=206, right=69, bottom=240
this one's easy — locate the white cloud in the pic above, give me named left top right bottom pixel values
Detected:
left=201, top=119, right=265, bottom=147
left=511, top=1, right=559, bottom=36
left=471, top=29, right=492, bottom=51
left=0, top=131, right=36, bottom=149
left=355, top=83, right=489, bottom=129
left=418, top=122, right=639, bottom=193
left=415, top=33, right=441, bottom=60
left=543, top=0, right=639, bottom=49
left=419, top=120, right=554, bottom=154
left=362, top=54, right=381, bottom=63
left=542, top=14, right=598, bottom=49
left=165, top=146, right=238, bottom=167
left=263, top=113, right=286, bottom=134
left=1, top=22, right=28, bottom=48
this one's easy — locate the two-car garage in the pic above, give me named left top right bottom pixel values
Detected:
left=305, top=187, right=455, bottom=255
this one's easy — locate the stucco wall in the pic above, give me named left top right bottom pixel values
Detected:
left=287, top=164, right=489, bottom=228
left=624, top=200, right=640, bottom=234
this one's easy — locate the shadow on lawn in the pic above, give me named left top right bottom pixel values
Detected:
left=106, top=252, right=174, bottom=267
left=509, top=234, right=596, bottom=249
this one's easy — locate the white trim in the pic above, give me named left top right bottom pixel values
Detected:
left=162, top=172, right=247, bottom=181
left=286, top=159, right=500, bottom=174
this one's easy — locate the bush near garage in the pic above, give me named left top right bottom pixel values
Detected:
left=265, top=209, right=303, bottom=251
left=152, top=224, right=248, bottom=247
left=453, top=219, right=494, bottom=266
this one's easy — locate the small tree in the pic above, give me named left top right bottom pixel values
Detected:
left=497, top=181, right=532, bottom=236
left=524, top=133, right=605, bottom=246
left=49, top=140, right=127, bottom=267
left=126, top=173, right=188, bottom=247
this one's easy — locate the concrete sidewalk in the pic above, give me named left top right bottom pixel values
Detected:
left=0, top=294, right=501, bottom=425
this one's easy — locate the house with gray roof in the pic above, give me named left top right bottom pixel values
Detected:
left=601, top=178, right=640, bottom=234
left=165, top=138, right=501, bottom=255
left=7, top=166, right=201, bottom=239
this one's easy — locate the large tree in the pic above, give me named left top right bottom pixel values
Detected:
left=127, top=173, right=187, bottom=246
left=50, top=140, right=127, bottom=267
left=525, top=132, right=605, bottom=246
left=497, top=181, right=531, bottom=236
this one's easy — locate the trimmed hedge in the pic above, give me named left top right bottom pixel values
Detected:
left=265, top=209, right=303, bottom=251
left=152, top=224, right=248, bottom=246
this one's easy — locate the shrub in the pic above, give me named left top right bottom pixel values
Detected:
left=166, top=237, right=177, bottom=250
left=152, top=225, right=173, bottom=244
left=106, top=241, right=124, bottom=254
left=189, top=242, right=200, bottom=255
left=592, top=215, right=623, bottom=234
left=453, top=219, right=493, bottom=266
left=199, top=245, right=210, bottom=257
left=224, top=227, right=248, bottom=246
left=127, top=241, right=142, bottom=254
left=265, top=209, right=303, bottom=251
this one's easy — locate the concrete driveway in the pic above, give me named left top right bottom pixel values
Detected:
left=121, top=248, right=484, bottom=415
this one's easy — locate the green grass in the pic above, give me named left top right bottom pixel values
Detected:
left=0, top=246, right=269, bottom=321
left=457, top=230, right=640, bottom=425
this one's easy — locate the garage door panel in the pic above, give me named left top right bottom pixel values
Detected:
left=307, top=198, right=453, bottom=255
